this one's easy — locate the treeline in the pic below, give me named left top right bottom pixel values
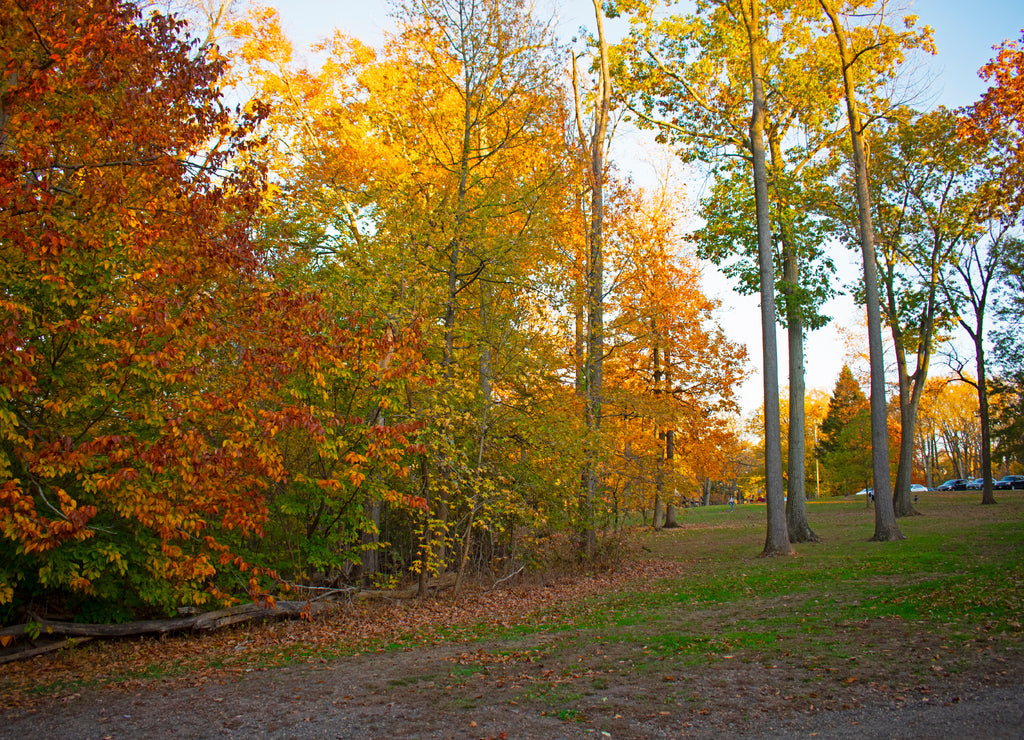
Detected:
left=806, top=366, right=1019, bottom=498
left=612, top=0, right=1024, bottom=543
left=0, top=0, right=744, bottom=623
left=3, top=0, right=1023, bottom=625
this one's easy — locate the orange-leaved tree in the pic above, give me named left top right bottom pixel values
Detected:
left=227, top=3, right=587, bottom=586
left=603, top=183, right=747, bottom=526
left=0, top=0, right=422, bottom=621
left=963, top=32, right=1024, bottom=214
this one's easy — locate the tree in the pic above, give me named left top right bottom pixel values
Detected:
left=990, top=238, right=1024, bottom=469
left=570, top=0, right=614, bottom=555
left=697, top=161, right=837, bottom=541
left=1, top=0, right=260, bottom=613
left=941, top=225, right=1020, bottom=505
left=817, top=0, right=931, bottom=541
left=0, top=0, right=422, bottom=616
left=229, top=0, right=587, bottom=585
left=918, top=378, right=981, bottom=480
left=953, top=31, right=1024, bottom=495
left=392, top=0, right=565, bottom=588
left=818, top=366, right=871, bottom=496
left=219, top=0, right=757, bottom=588
left=614, top=0, right=792, bottom=555
left=914, top=377, right=946, bottom=487
left=963, top=33, right=1024, bottom=216
left=601, top=183, right=746, bottom=528
left=803, top=389, right=832, bottom=500
left=737, top=0, right=792, bottom=555
left=224, top=9, right=430, bottom=588
left=865, top=107, right=993, bottom=515
left=682, top=0, right=846, bottom=543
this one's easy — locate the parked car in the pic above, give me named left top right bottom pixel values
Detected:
left=910, top=483, right=928, bottom=493
left=936, top=478, right=970, bottom=491
left=995, top=475, right=1024, bottom=490
left=966, top=477, right=998, bottom=490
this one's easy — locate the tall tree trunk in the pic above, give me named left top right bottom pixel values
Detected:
left=888, top=302, right=915, bottom=516
left=926, top=431, right=936, bottom=488
left=580, top=0, right=612, bottom=556
left=360, top=409, right=387, bottom=582
left=975, top=336, right=997, bottom=505
left=653, top=333, right=665, bottom=531
left=417, top=456, right=431, bottom=599
left=453, top=505, right=475, bottom=599
left=882, top=239, right=942, bottom=517
left=455, top=283, right=495, bottom=597
left=783, top=248, right=818, bottom=542
left=653, top=430, right=664, bottom=530
left=737, top=0, right=792, bottom=556
left=820, top=0, right=904, bottom=542
left=360, top=495, right=381, bottom=583
left=665, top=428, right=675, bottom=519
left=429, top=48, right=479, bottom=591
left=891, top=331, right=927, bottom=516
left=574, top=287, right=585, bottom=395
left=443, top=110, right=473, bottom=377
left=943, top=235, right=1002, bottom=507
left=768, top=134, right=818, bottom=543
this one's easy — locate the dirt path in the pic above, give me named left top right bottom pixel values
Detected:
left=3, top=620, right=1022, bottom=739
left=4, top=499, right=1023, bottom=738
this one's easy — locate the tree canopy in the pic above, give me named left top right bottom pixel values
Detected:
left=1, top=0, right=1021, bottom=626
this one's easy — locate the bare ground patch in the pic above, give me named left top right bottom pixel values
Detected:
left=3, top=498, right=1023, bottom=738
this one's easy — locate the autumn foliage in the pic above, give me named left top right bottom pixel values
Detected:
left=963, top=32, right=1024, bottom=211
left=0, top=0, right=753, bottom=627
left=0, top=0, right=423, bottom=620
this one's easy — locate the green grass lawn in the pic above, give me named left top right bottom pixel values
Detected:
left=418, top=490, right=1024, bottom=724
left=581, top=492, right=1024, bottom=664
left=4, top=491, right=1021, bottom=707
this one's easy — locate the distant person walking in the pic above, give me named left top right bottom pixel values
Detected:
left=729, top=496, right=735, bottom=512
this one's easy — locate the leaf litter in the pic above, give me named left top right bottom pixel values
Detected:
left=0, top=560, right=684, bottom=711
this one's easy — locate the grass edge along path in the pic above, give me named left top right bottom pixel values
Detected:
left=1, top=492, right=1021, bottom=711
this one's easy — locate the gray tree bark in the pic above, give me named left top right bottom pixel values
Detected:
left=783, top=245, right=819, bottom=542
left=820, top=0, right=904, bottom=541
left=736, top=0, right=792, bottom=556
left=768, top=131, right=818, bottom=543
left=580, top=0, right=612, bottom=556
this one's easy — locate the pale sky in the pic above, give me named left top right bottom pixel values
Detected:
left=272, top=0, right=1017, bottom=108
left=262, top=0, right=1021, bottom=414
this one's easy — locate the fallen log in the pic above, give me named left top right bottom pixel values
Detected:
left=0, top=574, right=460, bottom=658
left=0, top=637, right=94, bottom=666
left=0, top=600, right=332, bottom=642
